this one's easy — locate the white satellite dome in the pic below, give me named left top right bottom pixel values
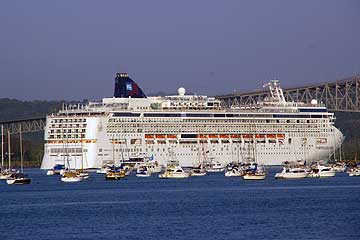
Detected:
left=311, top=99, right=318, bottom=105
left=178, top=87, right=186, bottom=96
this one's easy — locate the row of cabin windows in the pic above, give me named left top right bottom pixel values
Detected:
left=51, top=119, right=86, bottom=123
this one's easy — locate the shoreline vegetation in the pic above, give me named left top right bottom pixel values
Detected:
left=1, top=98, right=360, bottom=168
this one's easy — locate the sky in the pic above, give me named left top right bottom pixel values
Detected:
left=0, top=0, right=359, bottom=100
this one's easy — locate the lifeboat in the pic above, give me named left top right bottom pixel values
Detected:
left=166, top=134, right=177, bottom=139
left=198, top=134, right=208, bottom=139
left=208, top=134, right=219, bottom=138
left=219, top=134, right=229, bottom=138
left=145, top=134, right=155, bottom=139
left=155, top=134, right=166, bottom=139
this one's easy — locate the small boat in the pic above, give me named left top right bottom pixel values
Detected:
left=96, top=165, right=113, bottom=174
left=146, top=160, right=162, bottom=173
left=6, top=173, right=31, bottom=185
left=46, top=164, right=65, bottom=176
left=243, top=171, right=266, bottom=180
left=206, top=161, right=225, bottom=173
left=332, top=162, right=347, bottom=172
left=61, top=171, right=83, bottom=182
left=136, top=165, right=151, bottom=177
left=242, top=163, right=267, bottom=180
left=105, top=169, right=126, bottom=180
left=159, top=165, right=190, bottom=179
left=308, top=164, right=336, bottom=178
left=6, top=127, right=31, bottom=185
left=0, top=169, right=16, bottom=180
left=191, top=165, right=207, bottom=177
left=275, top=167, right=308, bottom=179
left=349, top=167, right=360, bottom=177
left=76, top=170, right=89, bottom=180
left=225, top=167, right=243, bottom=177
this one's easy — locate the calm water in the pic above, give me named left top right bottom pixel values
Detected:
left=0, top=168, right=359, bottom=240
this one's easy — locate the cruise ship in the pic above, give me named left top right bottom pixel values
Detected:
left=41, top=73, right=344, bottom=169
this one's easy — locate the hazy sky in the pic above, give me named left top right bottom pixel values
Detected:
left=0, top=0, right=359, bottom=100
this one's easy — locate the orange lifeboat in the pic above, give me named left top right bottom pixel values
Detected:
left=167, top=134, right=177, bottom=139
left=219, top=134, right=229, bottom=138
left=198, top=134, right=208, bottom=139
left=267, top=134, right=276, bottom=139
left=242, top=134, right=252, bottom=139
left=230, top=134, right=240, bottom=138
left=145, top=134, right=154, bottom=139
left=277, top=134, right=285, bottom=139
left=208, top=134, right=219, bottom=138
left=255, top=134, right=266, bottom=139
left=155, top=134, right=166, bottom=139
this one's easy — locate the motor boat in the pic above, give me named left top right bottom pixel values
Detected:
left=332, top=162, right=347, bottom=172
left=191, top=165, right=207, bottom=177
left=136, top=165, right=151, bottom=177
left=275, top=167, right=308, bottom=179
left=206, top=161, right=225, bottom=173
left=46, top=164, right=65, bottom=176
left=146, top=160, right=162, bottom=173
left=6, top=173, right=31, bottom=185
left=96, top=163, right=114, bottom=174
left=159, top=165, right=190, bottom=179
left=0, top=169, right=17, bottom=180
left=225, top=167, right=242, bottom=177
left=349, top=167, right=360, bottom=177
left=308, top=164, right=336, bottom=178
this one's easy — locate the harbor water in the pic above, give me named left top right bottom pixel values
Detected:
left=0, top=167, right=359, bottom=240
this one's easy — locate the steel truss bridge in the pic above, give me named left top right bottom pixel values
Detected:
left=217, top=75, right=360, bottom=112
left=0, top=117, right=46, bottom=135
left=1, top=75, right=360, bottom=134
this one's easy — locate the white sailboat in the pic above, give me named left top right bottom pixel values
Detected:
left=7, top=126, right=31, bottom=185
left=242, top=125, right=266, bottom=180
left=61, top=136, right=83, bottom=182
left=191, top=141, right=207, bottom=176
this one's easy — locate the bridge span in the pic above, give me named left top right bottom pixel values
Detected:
left=217, top=75, right=360, bottom=112
left=1, top=75, right=360, bottom=134
left=0, top=117, right=46, bottom=135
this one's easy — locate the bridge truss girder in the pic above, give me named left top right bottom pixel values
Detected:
left=219, top=75, right=360, bottom=112
left=0, top=118, right=46, bottom=135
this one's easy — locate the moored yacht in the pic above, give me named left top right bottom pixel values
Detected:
left=159, top=164, right=190, bottom=179
left=206, top=161, right=225, bottom=173
left=275, top=167, right=308, bottom=179
left=136, top=165, right=151, bottom=177
left=191, top=164, right=207, bottom=177
left=46, top=164, right=65, bottom=176
left=349, top=167, right=360, bottom=177
left=242, top=163, right=267, bottom=180
left=61, top=171, right=82, bottom=182
left=308, top=164, right=336, bottom=178
left=6, top=173, right=31, bottom=185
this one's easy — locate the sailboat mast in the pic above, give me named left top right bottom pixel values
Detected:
left=20, top=125, right=23, bottom=173
left=1, top=125, right=4, bottom=168
left=8, top=130, right=11, bottom=170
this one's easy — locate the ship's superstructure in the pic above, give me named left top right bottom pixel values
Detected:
left=41, top=73, right=344, bottom=169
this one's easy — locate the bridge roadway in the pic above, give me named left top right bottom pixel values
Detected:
left=1, top=75, right=360, bottom=134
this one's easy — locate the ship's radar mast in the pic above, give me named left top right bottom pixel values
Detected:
left=263, top=80, right=286, bottom=104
